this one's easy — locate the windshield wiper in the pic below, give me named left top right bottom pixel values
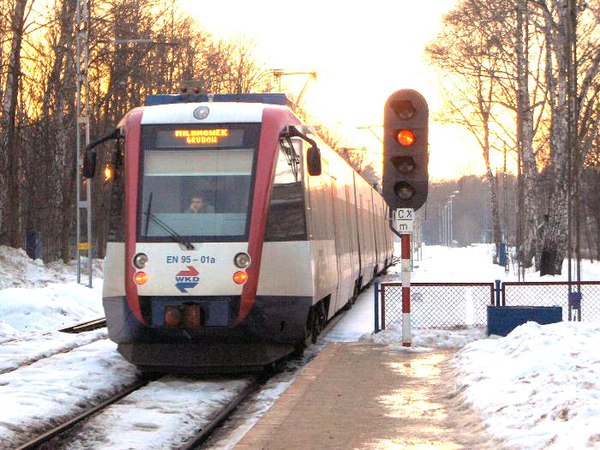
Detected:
left=144, top=208, right=195, bottom=250
left=144, top=193, right=154, bottom=236
left=279, top=136, right=300, bottom=181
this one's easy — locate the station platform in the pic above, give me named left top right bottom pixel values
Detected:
left=235, top=342, right=503, bottom=449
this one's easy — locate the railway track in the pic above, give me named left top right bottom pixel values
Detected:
left=6, top=311, right=347, bottom=449
left=180, top=374, right=270, bottom=449
left=13, top=373, right=268, bottom=450
left=0, top=325, right=107, bottom=376
left=14, top=377, right=152, bottom=450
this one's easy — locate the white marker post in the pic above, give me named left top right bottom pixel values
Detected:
left=395, top=208, right=413, bottom=347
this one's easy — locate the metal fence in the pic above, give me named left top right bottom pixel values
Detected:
left=501, top=281, right=600, bottom=322
left=378, top=281, right=600, bottom=330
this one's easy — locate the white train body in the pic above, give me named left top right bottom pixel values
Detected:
left=101, top=94, right=393, bottom=372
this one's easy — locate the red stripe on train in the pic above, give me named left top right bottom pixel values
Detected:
left=124, top=109, right=146, bottom=324
left=236, top=107, right=300, bottom=324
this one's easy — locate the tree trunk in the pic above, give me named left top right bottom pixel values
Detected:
left=481, top=118, right=502, bottom=264
left=486, top=167, right=502, bottom=264
left=538, top=0, right=571, bottom=275
left=2, top=0, right=29, bottom=248
left=515, top=0, right=539, bottom=269
left=33, top=0, right=77, bottom=261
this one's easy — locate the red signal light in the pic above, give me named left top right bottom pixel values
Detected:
left=396, top=129, right=416, bottom=147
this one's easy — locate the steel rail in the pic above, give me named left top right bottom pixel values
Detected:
left=14, top=378, right=151, bottom=450
left=59, top=317, right=106, bottom=333
left=180, top=374, right=270, bottom=450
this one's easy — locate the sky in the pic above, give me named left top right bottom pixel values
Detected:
left=177, top=0, right=488, bottom=181
left=1, top=243, right=600, bottom=449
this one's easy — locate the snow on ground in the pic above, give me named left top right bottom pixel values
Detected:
left=0, top=243, right=599, bottom=449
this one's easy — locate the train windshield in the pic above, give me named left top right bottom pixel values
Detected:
left=138, top=123, right=260, bottom=241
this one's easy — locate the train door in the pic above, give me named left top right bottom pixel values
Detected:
left=330, top=180, right=352, bottom=312
left=345, top=184, right=360, bottom=297
left=351, top=173, right=363, bottom=287
left=258, top=136, right=311, bottom=298
left=305, top=159, right=337, bottom=307
left=320, top=171, right=339, bottom=315
left=357, top=187, right=376, bottom=288
left=369, top=189, right=379, bottom=272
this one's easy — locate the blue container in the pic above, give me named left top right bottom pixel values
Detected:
left=498, top=242, right=507, bottom=266
left=26, top=230, right=43, bottom=260
left=487, top=306, right=562, bottom=336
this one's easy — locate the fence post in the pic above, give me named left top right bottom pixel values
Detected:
left=374, top=280, right=380, bottom=333
left=494, top=279, right=502, bottom=306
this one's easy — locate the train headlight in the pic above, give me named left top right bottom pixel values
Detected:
left=133, top=253, right=148, bottom=269
left=233, top=271, right=248, bottom=285
left=234, top=252, right=251, bottom=269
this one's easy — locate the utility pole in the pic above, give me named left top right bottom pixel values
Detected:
left=357, top=125, right=383, bottom=143
left=76, top=0, right=93, bottom=287
left=566, top=0, right=581, bottom=320
left=271, top=69, right=317, bottom=108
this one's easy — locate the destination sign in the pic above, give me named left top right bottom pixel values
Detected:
left=155, top=128, right=244, bottom=148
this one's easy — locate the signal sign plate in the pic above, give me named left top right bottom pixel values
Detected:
left=394, top=208, right=414, bottom=233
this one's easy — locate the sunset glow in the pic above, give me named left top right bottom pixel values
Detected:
left=178, top=0, right=490, bottom=180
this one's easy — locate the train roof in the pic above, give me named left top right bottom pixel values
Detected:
left=140, top=93, right=294, bottom=125
left=146, top=93, right=293, bottom=107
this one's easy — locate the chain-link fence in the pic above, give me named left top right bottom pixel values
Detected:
left=380, top=282, right=494, bottom=329
left=378, top=281, right=600, bottom=330
left=502, top=281, right=600, bottom=322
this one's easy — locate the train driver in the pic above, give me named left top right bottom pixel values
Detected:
left=186, top=192, right=215, bottom=214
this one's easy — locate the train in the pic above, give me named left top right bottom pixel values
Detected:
left=86, top=93, right=394, bottom=373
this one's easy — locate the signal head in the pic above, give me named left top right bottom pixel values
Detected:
left=382, top=89, right=429, bottom=211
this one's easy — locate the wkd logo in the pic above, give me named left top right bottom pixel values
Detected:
left=175, top=266, right=199, bottom=293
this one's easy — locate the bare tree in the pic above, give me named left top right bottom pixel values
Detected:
left=310, top=122, right=379, bottom=186
left=1, top=0, right=34, bottom=248
left=427, top=0, right=513, bottom=263
left=86, top=0, right=273, bottom=256
left=0, top=0, right=276, bottom=261
left=30, top=0, right=78, bottom=261
left=515, top=0, right=541, bottom=268
left=527, top=0, right=600, bottom=274
left=222, top=37, right=273, bottom=94
left=429, top=0, right=600, bottom=274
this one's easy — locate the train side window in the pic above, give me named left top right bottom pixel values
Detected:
left=265, top=138, right=307, bottom=241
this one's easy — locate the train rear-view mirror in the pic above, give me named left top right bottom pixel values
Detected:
left=83, top=150, right=96, bottom=179
left=307, top=146, right=322, bottom=176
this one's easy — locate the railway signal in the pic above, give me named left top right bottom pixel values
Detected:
left=382, top=89, right=429, bottom=211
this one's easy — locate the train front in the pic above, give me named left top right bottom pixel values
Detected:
left=102, top=99, right=303, bottom=373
